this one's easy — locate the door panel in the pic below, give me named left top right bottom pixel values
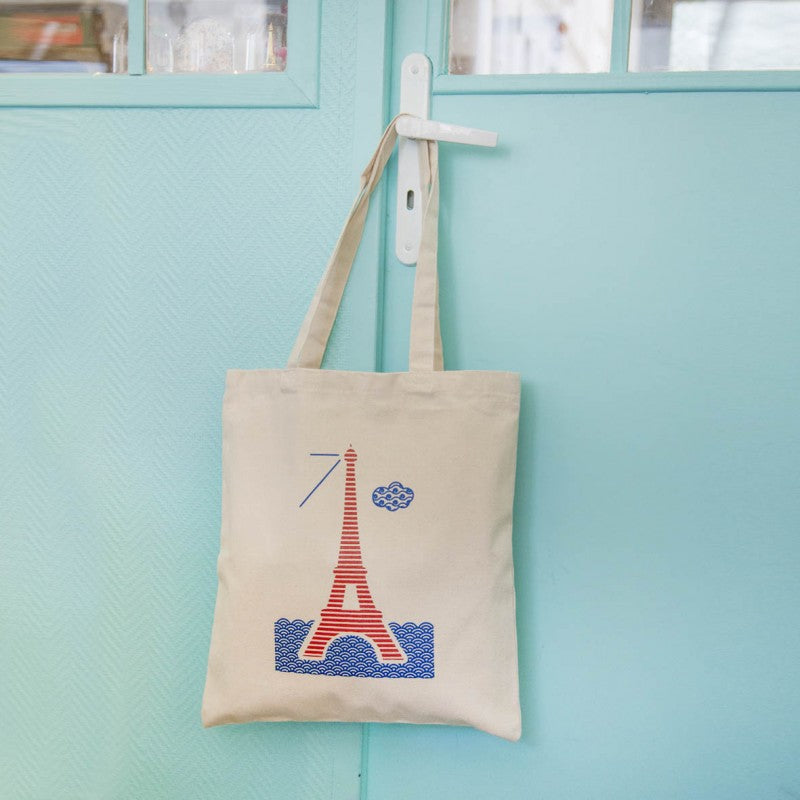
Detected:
left=367, top=4, right=800, bottom=799
left=0, top=2, right=387, bottom=798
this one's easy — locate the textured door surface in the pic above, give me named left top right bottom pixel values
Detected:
left=365, top=3, right=800, bottom=799
left=0, top=3, right=388, bottom=798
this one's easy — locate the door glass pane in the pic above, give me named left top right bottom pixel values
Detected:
left=630, top=0, right=800, bottom=71
left=0, top=1, right=127, bottom=73
left=449, top=0, right=614, bottom=74
left=147, top=0, right=287, bottom=73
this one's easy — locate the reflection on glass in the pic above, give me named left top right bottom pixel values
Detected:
left=630, top=0, right=800, bottom=71
left=147, top=0, right=287, bottom=73
left=449, top=0, right=614, bottom=74
left=0, top=1, right=127, bottom=73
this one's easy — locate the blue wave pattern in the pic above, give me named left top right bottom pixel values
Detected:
left=372, top=481, right=414, bottom=511
left=274, top=619, right=435, bottom=678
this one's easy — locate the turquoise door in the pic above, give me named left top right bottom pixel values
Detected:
left=2, top=2, right=799, bottom=798
left=368, top=3, right=800, bottom=800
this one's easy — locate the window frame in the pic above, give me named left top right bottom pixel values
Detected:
left=0, top=0, right=320, bottom=108
left=431, top=0, right=800, bottom=95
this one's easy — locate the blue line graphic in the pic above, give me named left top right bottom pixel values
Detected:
left=310, top=453, right=340, bottom=457
left=299, top=459, right=341, bottom=508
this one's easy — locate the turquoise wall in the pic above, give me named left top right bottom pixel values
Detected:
left=2, top=2, right=799, bottom=798
left=0, top=2, right=385, bottom=797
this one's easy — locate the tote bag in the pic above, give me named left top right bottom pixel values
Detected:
left=202, top=116, right=522, bottom=741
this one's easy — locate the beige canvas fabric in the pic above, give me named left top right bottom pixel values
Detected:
left=202, top=117, right=522, bottom=741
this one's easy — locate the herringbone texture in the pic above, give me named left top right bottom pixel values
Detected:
left=0, top=2, right=369, bottom=797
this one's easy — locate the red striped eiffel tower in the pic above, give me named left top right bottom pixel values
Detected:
left=299, top=446, right=406, bottom=663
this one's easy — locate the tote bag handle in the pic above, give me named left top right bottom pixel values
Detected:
left=287, top=115, right=443, bottom=372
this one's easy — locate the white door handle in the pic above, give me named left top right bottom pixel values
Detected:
left=395, top=54, right=431, bottom=265
left=395, top=53, right=499, bottom=265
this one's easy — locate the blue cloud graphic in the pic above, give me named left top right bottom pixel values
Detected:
left=372, top=481, right=414, bottom=511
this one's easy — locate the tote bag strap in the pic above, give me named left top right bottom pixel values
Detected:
left=287, top=115, right=443, bottom=372
left=409, top=137, right=443, bottom=372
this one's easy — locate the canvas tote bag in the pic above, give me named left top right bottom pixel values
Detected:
left=202, top=116, right=522, bottom=741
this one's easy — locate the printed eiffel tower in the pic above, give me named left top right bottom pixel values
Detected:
left=299, top=446, right=407, bottom=663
